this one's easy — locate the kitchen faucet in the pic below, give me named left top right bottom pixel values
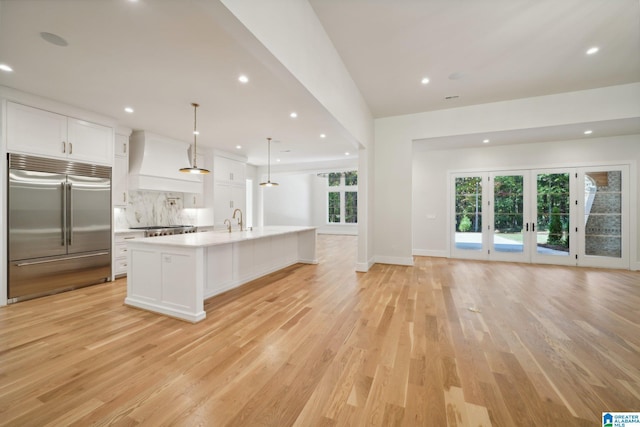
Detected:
left=232, top=208, right=243, bottom=231
left=224, top=218, right=232, bottom=233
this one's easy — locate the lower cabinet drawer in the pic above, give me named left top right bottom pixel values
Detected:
left=115, top=258, right=128, bottom=276
left=116, top=243, right=128, bottom=258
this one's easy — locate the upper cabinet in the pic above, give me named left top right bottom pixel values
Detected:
left=213, top=155, right=246, bottom=225
left=6, top=102, right=113, bottom=165
left=114, top=132, right=129, bottom=157
left=214, top=155, right=245, bottom=185
left=112, top=132, right=131, bottom=208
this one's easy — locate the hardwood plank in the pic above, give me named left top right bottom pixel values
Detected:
left=0, top=235, right=637, bottom=426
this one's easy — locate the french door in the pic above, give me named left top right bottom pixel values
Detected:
left=451, top=165, right=629, bottom=268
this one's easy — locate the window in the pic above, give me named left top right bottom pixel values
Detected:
left=326, top=171, right=357, bottom=224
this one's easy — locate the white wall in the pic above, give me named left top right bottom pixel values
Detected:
left=412, top=136, right=640, bottom=269
left=375, top=83, right=640, bottom=267
left=263, top=174, right=313, bottom=226
left=262, top=171, right=358, bottom=235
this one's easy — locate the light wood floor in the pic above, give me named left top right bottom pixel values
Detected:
left=1, top=235, right=639, bottom=426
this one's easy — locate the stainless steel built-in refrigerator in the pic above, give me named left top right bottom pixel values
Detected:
left=8, top=154, right=111, bottom=302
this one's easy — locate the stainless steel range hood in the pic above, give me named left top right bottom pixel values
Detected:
left=129, top=130, right=203, bottom=193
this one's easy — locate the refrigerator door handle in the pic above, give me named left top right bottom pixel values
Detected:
left=14, top=251, right=110, bottom=267
left=67, top=182, right=73, bottom=246
left=61, top=182, right=67, bottom=246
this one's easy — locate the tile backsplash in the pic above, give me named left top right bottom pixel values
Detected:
left=114, top=191, right=197, bottom=229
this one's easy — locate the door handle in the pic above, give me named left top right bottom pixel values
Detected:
left=69, top=142, right=73, bottom=155
left=15, top=251, right=110, bottom=266
left=62, top=141, right=66, bottom=153
left=61, top=182, right=66, bottom=246
left=67, top=183, right=73, bottom=246
left=532, top=223, right=535, bottom=232
left=526, top=223, right=529, bottom=232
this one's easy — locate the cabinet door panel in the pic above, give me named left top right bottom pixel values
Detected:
left=214, top=183, right=232, bottom=226
left=7, top=102, right=67, bottom=158
left=114, top=134, right=129, bottom=157
left=113, top=156, right=128, bottom=207
left=67, top=118, right=113, bottom=164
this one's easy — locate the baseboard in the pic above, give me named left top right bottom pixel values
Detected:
left=631, top=261, right=640, bottom=271
left=374, top=255, right=414, bottom=266
left=124, top=297, right=206, bottom=323
left=317, top=229, right=358, bottom=236
left=355, top=257, right=375, bottom=272
left=412, top=249, right=448, bottom=258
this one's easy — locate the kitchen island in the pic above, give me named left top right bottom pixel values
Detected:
left=124, top=226, right=317, bottom=322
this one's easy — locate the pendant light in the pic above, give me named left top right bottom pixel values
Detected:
left=180, top=102, right=210, bottom=174
left=259, top=137, right=279, bottom=186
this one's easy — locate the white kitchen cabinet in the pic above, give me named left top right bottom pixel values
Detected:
left=114, top=133, right=129, bottom=157
left=183, top=192, right=203, bottom=208
left=112, top=133, right=129, bottom=208
left=183, top=153, right=205, bottom=208
left=213, top=155, right=246, bottom=226
left=6, top=102, right=67, bottom=158
left=113, top=155, right=128, bottom=207
left=6, top=101, right=113, bottom=165
left=214, top=156, right=245, bottom=185
left=213, top=182, right=246, bottom=227
left=67, top=118, right=113, bottom=164
left=114, top=231, right=144, bottom=277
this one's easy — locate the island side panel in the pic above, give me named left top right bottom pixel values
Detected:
left=204, top=244, right=234, bottom=299
left=126, top=249, right=162, bottom=303
left=297, top=229, right=318, bottom=264
left=125, top=242, right=206, bottom=323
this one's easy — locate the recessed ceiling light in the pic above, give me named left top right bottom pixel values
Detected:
left=0, top=64, right=13, bottom=72
left=238, top=75, right=249, bottom=83
left=584, top=130, right=593, bottom=135
left=421, top=77, right=430, bottom=85
left=483, top=139, right=490, bottom=144
left=586, top=47, right=599, bottom=55
left=193, top=131, right=199, bottom=135
left=276, top=158, right=281, bottom=162
left=345, top=152, right=350, bottom=156
left=124, top=107, right=134, bottom=113
left=236, top=145, right=242, bottom=149
left=320, top=133, right=326, bottom=138
left=290, top=112, right=298, bottom=118
left=40, top=32, right=68, bottom=47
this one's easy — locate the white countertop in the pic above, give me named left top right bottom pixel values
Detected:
left=126, top=226, right=316, bottom=248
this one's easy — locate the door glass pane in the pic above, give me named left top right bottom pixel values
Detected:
left=345, top=191, right=357, bottom=223
left=328, top=191, right=340, bottom=223
left=494, top=175, right=524, bottom=253
left=536, top=173, right=570, bottom=256
left=455, top=177, right=482, bottom=250
left=584, top=171, right=622, bottom=258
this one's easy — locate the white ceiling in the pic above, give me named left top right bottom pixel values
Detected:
left=1, top=0, right=639, bottom=163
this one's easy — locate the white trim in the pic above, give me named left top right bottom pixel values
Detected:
left=318, top=226, right=358, bottom=236
left=631, top=261, right=640, bottom=271
left=375, top=255, right=414, bottom=266
left=413, top=249, right=448, bottom=258
left=0, top=85, right=116, bottom=127
left=355, top=257, right=375, bottom=272
left=447, top=159, right=634, bottom=175
left=124, top=297, right=206, bottom=323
